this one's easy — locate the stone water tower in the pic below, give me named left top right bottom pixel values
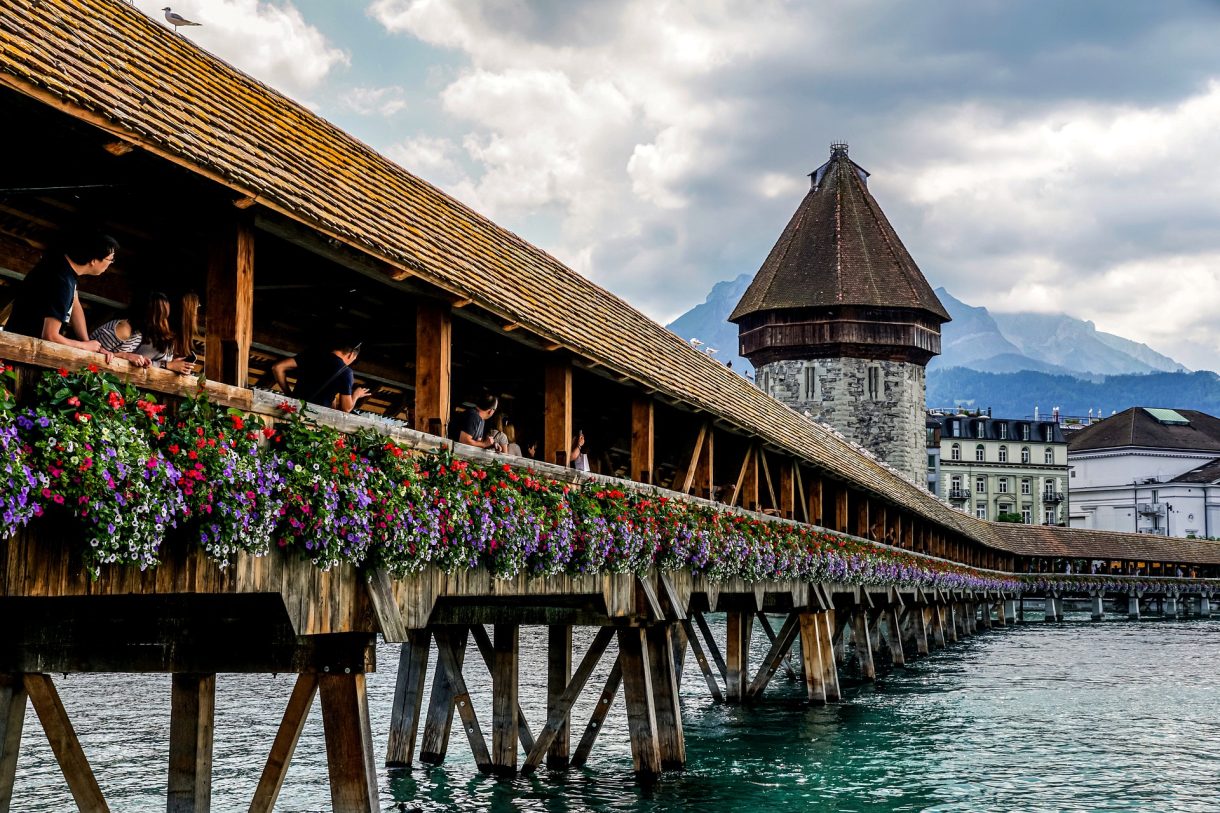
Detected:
left=729, top=144, right=950, bottom=484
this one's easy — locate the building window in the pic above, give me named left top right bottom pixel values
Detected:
left=1021, top=507, right=1032, bottom=524
left=1021, top=446, right=1031, bottom=464
left=927, top=454, right=936, bottom=470
left=975, top=476, right=986, bottom=494
left=950, top=443, right=961, bottom=461
left=1044, top=425, right=1053, bottom=442
left=1021, top=478, right=1031, bottom=495
left=950, top=420, right=961, bottom=438
left=998, top=478, right=1009, bottom=494
left=976, top=504, right=988, bottom=520
left=975, top=444, right=985, bottom=462
left=1043, top=479, right=1056, bottom=498
left=803, top=364, right=820, bottom=400
left=999, top=423, right=1008, bottom=440
left=1044, top=508, right=1056, bottom=525
left=951, top=475, right=962, bottom=490
left=926, top=427, right=935, bottom=445
left=867, top=365, right=881, bottom=401
left=1021, top=424, right=1030, bottom=441
left=998, top=445, right=1008, bottom=463
left=975, top=421, right=986, bottom=439
left=1044, top=447, right=1054, bottom=464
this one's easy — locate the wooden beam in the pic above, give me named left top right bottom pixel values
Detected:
left=491, top=625, right=519, bottom=776
left=249, top=673, right=318, bottom=813
left=23, top=674, right=109, bottom=813
left=793, top=466, right=809, bottom=523
left=747, top=613, right=801, bottom=699
left=798, top=614, right=826, bottom=703
left=759, top=450, right=779, bottom=511
left=0, top=675, right=28, bottom=813
left=617, top=628, right=661, bottom=777
left=318, top=674, right=379, bottom=813
left=546, top=625, right=572, bottom=769
left=740, top=447, right=760, bottom=511
left=834, top=486, right=849, bottom=533
left=385, top=632, right=431, bottom=767
left=414, top=302, right=452, bottom=436
left=678, top=424, right=706, bottom=494
left=679, top=619, right=723, bottom=702
left=571, top=656, right=622, bottom=768
left=168, top=673, right=216, bottom=813
left=693, top=425, right=714, bottom=500
left=691, top=611, right=728, bottom=682
left=725, top=612, right=753, bottom=702
left=522, top=628, right=615, bottom=773
left=754, top=613, right=796, bottom=681
left=434, top=630, right=491, bottom=772
left=467, top=625, right=534, bottom=755
left=204, top=220, right=255, bottom=387
left=850, top=610, right=876, bottom=681
left=103, top=140, right=135, bottom=156
left=544, top=363, right=573, bottom=467
left=884, top=607, right=906, bottom=666
left=870, top=502, right=886, bottom=543
left=819, top=611, right=842, bottom=701
left=365, top=571, right=408, bottom=643
left=631, top=398, right=655, bottom=484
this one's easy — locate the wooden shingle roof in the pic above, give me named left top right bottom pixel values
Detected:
left=730, top=146, right=950, bottom=323
left=0, top=0, right=1196, bottom=564
left=989, top=523, right=1220, bottom=565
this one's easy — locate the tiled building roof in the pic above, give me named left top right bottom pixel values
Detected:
left=730, top=145, right=950, bottom=322
left=1171, top=458, right=1220, bottom=484
left=1068, top=407, right=1220, bottom=453
left=928, top=414, right=1067, bottom=444
left=990, top=523, right=1220, bottom=565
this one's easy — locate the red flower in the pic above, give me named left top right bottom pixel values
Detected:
left=67, top=396, right=81, bottom=407
left=168, top=444, right=180, bottom=455
left=57, top=367, right=69, bottom=377
left=87, top=363, right=99, bottom=373
left=231, top=415, right=245, bottom=431
left=277, top=401, right=298, bottom=414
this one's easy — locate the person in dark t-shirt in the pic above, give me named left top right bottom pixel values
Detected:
left=5, top=231, right=118, bottom=360
left=449, top=393, right=499, bottom=449
left=270, top=339, right=370, bottom=412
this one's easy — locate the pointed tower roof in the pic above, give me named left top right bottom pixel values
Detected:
left=730, top=144, right=949, bottom=323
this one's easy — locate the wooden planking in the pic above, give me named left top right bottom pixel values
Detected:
left=0, top=676, right=28, bottom=813
left=22, top=674, right=109, bottom=813
left=249, top=673, right=318, bottom=813
left=544, top=362, right=573, bottom=466
left=385, top=631, right=430, bottom=767
left=204, top=220, right=255, bottom=387
left=490, top=625, right=519, bottom=775
left=630, top=398, right=655, bottom=484
left=318, top=674, right=379, bottom=813
left=167, top=673, right=216, bottom=813
left=414, top=301, right=452, bottom=436
left=571, top=656, right=623, bottom=768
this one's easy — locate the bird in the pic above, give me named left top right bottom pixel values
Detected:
left=688, top=338, right=704, bottom=347
left=704, top=347, right=718, bottom=355
left=162, top=7, right=201, bottom=32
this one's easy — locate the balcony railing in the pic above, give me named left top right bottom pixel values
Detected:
left=1042, top=492, right=1064, bottom=504
left=947, top=488, right=970, bottom=503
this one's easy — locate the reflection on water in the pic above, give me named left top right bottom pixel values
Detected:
left=11, top=615, right=1220, bottom=812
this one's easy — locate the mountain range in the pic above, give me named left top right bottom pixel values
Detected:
left=666, top=276, right=1218, bottom=417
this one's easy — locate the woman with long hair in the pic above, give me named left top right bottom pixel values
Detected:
left=90, top=291, right=194, bottom=373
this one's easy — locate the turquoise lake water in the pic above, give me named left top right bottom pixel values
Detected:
left=11, top=610, right=1220, bottom=812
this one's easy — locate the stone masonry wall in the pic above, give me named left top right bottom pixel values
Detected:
left=757, top=357, right=926, bottom=485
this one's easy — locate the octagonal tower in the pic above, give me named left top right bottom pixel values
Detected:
left=730, top=144, right=950, bottom=484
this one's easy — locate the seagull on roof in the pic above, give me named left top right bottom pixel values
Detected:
left=704, top=347, right=718, bottom=355
left=162, top=7, right=201, bottom=32
left=688, top=338, right=704, bottom=347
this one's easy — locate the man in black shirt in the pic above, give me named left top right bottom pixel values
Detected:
left=451, top=393, right=500, bottom=449
left=5, top=231, right=118, bottom=359
left=271, top=338, right=370, bottom=412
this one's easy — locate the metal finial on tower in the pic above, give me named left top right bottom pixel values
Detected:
left=830, top=142, right=849, bottom=157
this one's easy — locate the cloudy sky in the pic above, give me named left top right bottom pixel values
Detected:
left=144, top=1, right=1220, bottom=369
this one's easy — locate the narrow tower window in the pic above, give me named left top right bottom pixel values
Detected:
left=867, top=365, right=881, bottom=401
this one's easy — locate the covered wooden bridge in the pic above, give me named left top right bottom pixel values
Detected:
left=2, top=2, right=1220, bottom=811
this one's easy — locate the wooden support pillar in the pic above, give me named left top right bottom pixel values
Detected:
left=23, top=675, right=109, bottom=813
left=680, top=618, right=724, bottom=703
left=911, top=607, right=930, bottom=655
left=491, top=624, right=519, bottom=776
left=546, top=625, right=572, bottom=769
left=204, top=221, right=254, bottom=386
left=725, top=611, right=754, bottom=702
left=945, top=605, right=959, bottom=643
left=819, top=610, right=842, bottom=701
left=168, top=673, right=216, bottom=813
left=630, top=398, right=655, bottom=484
left=995, top=601, right=1009, bottom=627
left=739, top=448, right=760, bottom=512
left=884, top=607, right=906, bottom=666
left=855, top=496, right=870, bottom=538
left=414, top=303, right=452, bottom=436
left=808, top=475, right=824, bottom=526
left=544, top=363, right=573, bottom=466
left=0, top=676, right=28, bottom=813
left=978, top=603, right=992, bottom=629
left=616, top=629, right=661, bottom=777
left=930, top=605, right=947, bottom=648
left=571, top=657, right=623, bottom=768
left=249, top=674, right=318, bottom=813
left=834, top=486, right=849, bottom=533
left=419, top=627, right=468, bottom=764
left=903, top=516, right=914, bottom=550
left=693, top=425, right=714, bottom=499
left=647, top=626, right=686, bottom=770
left=523, top=629, right=614, bottom=774
left=851, top=610, right=876, bottom=680
left=778, top=461, right=796, bottom=519
left=319, top=674, right=379, bottom=813
left=386, top=630, right=431, bottom=767
left=871, top=503, right=887, bottom=543
left=798, top=613, right=826, bottom=703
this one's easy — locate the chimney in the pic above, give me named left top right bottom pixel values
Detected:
left=1034, top=406, right=1040, bottom=421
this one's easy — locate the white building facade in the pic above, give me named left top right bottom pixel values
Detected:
left=928, top=413, right=1069, bottom=524
left=1068, top=407, right=1220, bottom=539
